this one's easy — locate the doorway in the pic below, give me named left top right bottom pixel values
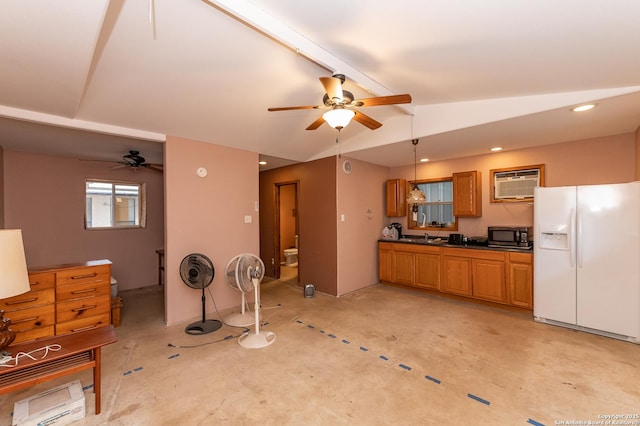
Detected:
left=275, top=181, right=299, bottom=283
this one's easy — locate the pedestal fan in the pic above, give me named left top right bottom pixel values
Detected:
left=225, top=254, right=275, bottom=348
left=179, top=253, right=222, bottom=335
left=224, top=257, right=256, bottom=327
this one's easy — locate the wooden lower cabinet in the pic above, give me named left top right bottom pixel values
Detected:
left=378, top=243, right=393, bottom=282
left=508, top=252, right=533, bottom=308
left=379, top=242, right=532, bottom=310
left=0, top=260, right=112, bottom=344
left=441, top=253, right=472, bottom=296
left=415, top=249, right=440, bottom=290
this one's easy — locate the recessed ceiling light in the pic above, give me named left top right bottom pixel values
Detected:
left=490, top=147, right=503, bottom=152
left=572, top=104, right=596, bottom=112
left=420, top=158, right=429, bottom=162
left=258, top=161, right=267, bottom=165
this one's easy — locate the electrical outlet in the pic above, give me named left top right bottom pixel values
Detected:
left=244, top=215, right=252, bottom=223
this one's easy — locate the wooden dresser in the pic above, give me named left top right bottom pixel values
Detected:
left=0, top=260, right=112, bottom=344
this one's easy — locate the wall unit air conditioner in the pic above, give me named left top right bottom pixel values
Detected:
left=493, top=168, right=540, bottom=200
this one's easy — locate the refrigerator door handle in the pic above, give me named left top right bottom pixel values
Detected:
left=570, top=207, right=576, bottom=268
left=576, top=207, right=583, bottom=268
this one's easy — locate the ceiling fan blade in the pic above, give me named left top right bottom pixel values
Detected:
left=320, top=76, right=343, bottom=103
left=353, top=111, right=383, bottom=130
left=268, top=105, right=320, bottom=112
left=352, top=94, right=412, bottom=107
left=306, top=115, right=325, bottom=130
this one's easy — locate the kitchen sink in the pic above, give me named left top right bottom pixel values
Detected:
left=398, top=237, right=447, bottom=245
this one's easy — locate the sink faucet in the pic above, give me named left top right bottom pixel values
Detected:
left=424, top=232, right=429, bottom=240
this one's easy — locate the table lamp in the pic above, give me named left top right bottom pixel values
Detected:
left=0, top=229, right=32, bottom=363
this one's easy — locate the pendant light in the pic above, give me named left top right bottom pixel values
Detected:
left=407, top=139, right=426, bottom=205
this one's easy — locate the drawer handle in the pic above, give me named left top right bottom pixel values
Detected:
left=12, top=316, right=39, bottom=324
left=29, top=281, right=40, bottom=286
left=70, top=272, right=98, bottom=280
left=5, top=297, right=38, bottom=305
left=72, top=304, right=98, bottom=313
left=70, top=288, right=97, bottom=295
left=71, top=322, right=104, bottom=333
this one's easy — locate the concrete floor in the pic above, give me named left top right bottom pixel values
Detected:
left=1, top=276, right=639, bottom=425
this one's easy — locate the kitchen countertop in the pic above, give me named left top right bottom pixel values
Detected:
left=378, top=237, right=534, bottom=253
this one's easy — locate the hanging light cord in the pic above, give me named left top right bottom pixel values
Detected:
left=412, top=139, right=419, bottom=189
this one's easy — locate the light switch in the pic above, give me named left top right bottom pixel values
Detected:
left=244, top=215, right=252, bottom=223
left=340, top=214, right=345, bottom=222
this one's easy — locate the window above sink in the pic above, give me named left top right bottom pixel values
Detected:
left=407, top=177, right=458, bottom=231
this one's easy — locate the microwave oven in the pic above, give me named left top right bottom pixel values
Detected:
left=487, top=226, right=532, bottom=248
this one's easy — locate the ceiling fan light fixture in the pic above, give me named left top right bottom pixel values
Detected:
left=323, top=108, right=355, bottom=130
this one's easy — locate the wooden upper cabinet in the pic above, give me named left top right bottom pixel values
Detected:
left=453, top=171, right=482, bottom=217
left=386, top=179, right=406, bottom=217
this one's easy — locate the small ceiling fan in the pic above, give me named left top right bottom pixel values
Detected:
left=87, top=150, right=163, bottom=173
left=268, top=74, right=412, bottom=131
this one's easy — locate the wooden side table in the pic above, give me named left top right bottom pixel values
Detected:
left=155, top=249, right=165, bottom=285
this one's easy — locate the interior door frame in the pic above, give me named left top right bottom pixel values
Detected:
left=274, top=180, right=299, bottom=279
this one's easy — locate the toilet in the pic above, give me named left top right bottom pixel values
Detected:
left=283, top=235, right=299, bottom=266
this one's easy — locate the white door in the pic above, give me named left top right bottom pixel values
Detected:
left=576, top=182, right=640, bottom=338
left=533, top=186, right=577, bottom=324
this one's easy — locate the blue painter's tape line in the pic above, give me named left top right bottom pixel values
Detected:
left=168, top=353, right=180, bottom=359
left=527, top=419, right=545, bottom=426
left=467, top=393, right=490, bottom=406
left=134, top=366, right=143, bottom=372
left=123, top=370, right=132, bottom=376
left=224, top=335, right=235, bottom=340
left=425, top=375, right=441, bottom=384
left=399, top=364, right=411, bottom=371
left=296, top=320, right=302, bottom=324
left=319, top=330, right=325, bottom=334
left=82, top=384, right=94, bottom=391
left=379, top=355, right=388, bottom=361
left=359, top=346, right=368, bottom=352
left=307, top=324, right=315, bottom=329
left=342, top=339, right=350, bottom=344
left=328, top=334, right=336, bottom=339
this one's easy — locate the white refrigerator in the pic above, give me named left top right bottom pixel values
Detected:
left=533, top=182, right=640, bottom=343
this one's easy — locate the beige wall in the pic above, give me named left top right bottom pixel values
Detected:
left=636, top=126, right=640, bottom=180
left=2, top=149, right=164, bottom=291
left=0, top=146, right=4, bottom=228
left=259, top=157, right=338, bottom=295
left=392, top=133, right=636, bottom=238
left=164, top=136, right=259, bottom=325
left=336, top=157, right=389, bottom=295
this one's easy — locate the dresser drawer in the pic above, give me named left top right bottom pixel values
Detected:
left=7, top=303, right=55, bottom=331
left=56, top=264, right=110, bottom=287
left=55, top=312, right=110, bottom=335
left=13, top=325, right=55, bottom=344
left=56, top=295, right=110, bottom=323
left=28, top=272, right=55, bottom=290
left=56, top=280, right=110, bottom=302
left=0, top=289, right=55, bottom=312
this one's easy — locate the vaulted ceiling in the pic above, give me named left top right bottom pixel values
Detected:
left=1, top=1, right=639, bottom=169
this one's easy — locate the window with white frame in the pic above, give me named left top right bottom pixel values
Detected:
left=85, top=180, right=146, bottom=229
left=407, top=178, right=457, bottom=231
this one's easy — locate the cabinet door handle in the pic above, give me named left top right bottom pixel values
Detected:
left=71, top=321, right=104, bottom=333
left=5, top=297, right=38, bottom=305
left=70, top=288, right=97, bottom=295
left=70, top=272, right=98, bottom=280
left=72, top=304, right=98, bottom=313
left=12, top=316, right=39, bottom=324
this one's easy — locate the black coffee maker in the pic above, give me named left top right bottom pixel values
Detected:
left=448, top=233, right=464, bottom=245
left=389, top=222, right=402, bottom=238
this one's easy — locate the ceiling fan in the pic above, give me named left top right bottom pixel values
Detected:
left=86, top=150, right=163, bottom=173
left=267, top=74, right=412, bottom=131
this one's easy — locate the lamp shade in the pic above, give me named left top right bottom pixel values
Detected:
left=0, top=230, right=31, bottom=299
left=323, top=108, right=355, bottom=129
left=407, top=187, right=427, bottom=204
